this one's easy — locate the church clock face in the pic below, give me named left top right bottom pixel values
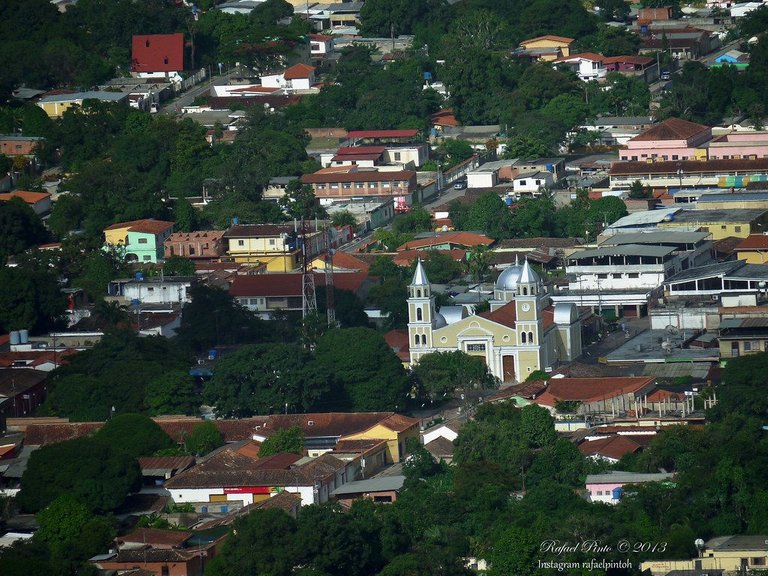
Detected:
left=521, top=303, right=531, bottom=312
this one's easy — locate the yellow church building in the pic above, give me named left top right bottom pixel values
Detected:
left=408, top=259, right=582, bottom=383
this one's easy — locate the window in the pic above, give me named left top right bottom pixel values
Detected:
left=521, top=332, right=527, bottom=343
left=721, top=225, right=727, bottom=230
left=414, top=334, right=420, bottom=345
left=163, top=57, right=169, bottom=65
left=422, top=334, right=427, bottom=345
left=628, top=273, right=639, bottom=278
left=597, top=273, right=608, bottom=279
left=343, top=183, right=352, bottom=189
left=317, top=184, right=326, bottom=189
left=535, top=180, right=541, bottom=185
left=189, top=247, right=195, bottom=255
left=631, top=156, right=638, bottom=161
left=394, top=152, right=401, bottom=161
left=672, top=155, right=679, bottom=160
left=519, top=180, right=527, bottom=186
left=145, top=40, right=150, bottom=48
left=138, top=238, right=148, bottom=244
left=735, top=226, right=742, bottom=233
left=744, top=341, right=752, bottom=351
left=331, top=183, right=339, bottom=189
left=528, top=331, right=534, bottom=343
left=269, top=239, right=276, bottom=246
left=383, top=182, right=391, bottom=188
left=467, top=343, right=486, bottom=352
left=356, top=182, right=365, bottom=189
left=143, top=255, right=151, bottom=261
left=238, top=240, right=245, bottom=246
left=417, top=308, right=423, bottom=321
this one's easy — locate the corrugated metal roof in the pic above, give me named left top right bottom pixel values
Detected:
left=601, top=231, right=708, bottom=245
left=664, top=260, right=743, bottom=284
left=331, top=475, right=405, bottom=496
left=570, top=244, right=675, bottom=259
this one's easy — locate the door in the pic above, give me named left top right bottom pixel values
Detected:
left=502, top=355, right=515, bottom=383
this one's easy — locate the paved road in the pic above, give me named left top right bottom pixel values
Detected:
left=159, top=70, right=238, bottom=115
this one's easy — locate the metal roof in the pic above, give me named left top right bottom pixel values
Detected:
left=331, top=475, right=406, bottom=496
left=698, top=192, right=768, bottom=203
left=669, top=208, right=768, bottom=223
left=664, top=260, right=744, bottom=284
left=586, top=471, right=675, bottom=484
left=570, top=244, right=676, bottom=259
left=607, top=207, right=682, bottom=229
left=601, top=231, right=708, bottom=246
left=39, top=91, right=127, bottom=103
left=727, top=263, right=768, bottom=279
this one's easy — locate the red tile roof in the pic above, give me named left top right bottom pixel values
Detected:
left=251, top=412, right=417, bottom=440
left=384, top=329, right=410, bottom=362
left=0, top=191, right=51, bottom=204
left=347, top=129, right=419, bottom=139
left=487, top=380, right=549, bottom=402
left=332, top=153, right=381, bottom=162
left=533, top=377, right=656, bottom=407
left=579, top=436, right=642, bottom=460
left=610, top=157, right=768, bottom=176
left=117, top=527, right=192, bottom=548
left=229, top=271, right=367, bottom=297
left=431, top=109, right=459, bottom=127
left=603, top=55, right=654, bottom=66
left=104, top=219, right=174, bottom=234
left=397, top=232, right=493, bottom=251
left=393, top=249, right=466, bottom=267
left=736, top=234, right=768, bottom=250
left=302, top=170, right=416, bottom=184
left=283, top=63, right=315, bottom=79
left=630, top=117, right=710, bottom=143
left=479, top=301, right=517, bottom=328
left=131, top=33, right=184, bottom=73
left=137, top=456, right=195, bottom=474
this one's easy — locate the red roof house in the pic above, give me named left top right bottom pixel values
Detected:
left=132, top=33, right=184, bottom=73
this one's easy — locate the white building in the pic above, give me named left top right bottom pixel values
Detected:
left=553, top=53, right=607, bottom=81
left=466, top=164, right=499, bottom=189
left=260, top=63, right=316, bottom=93
left=512, top=171, right=554, bottom=195
left=108, top=277, right=195, bottom=305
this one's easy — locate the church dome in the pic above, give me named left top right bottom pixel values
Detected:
left=433, top=312, right=447, bottom=329
left=495, top=264, right=524, bottom=292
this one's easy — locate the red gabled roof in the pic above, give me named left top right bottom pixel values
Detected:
left=393, top=249, right=466, bottom=267
left=736, top=234, right=768, bottom=250
left=554, top=52, right=605, bottom=64
left=579, top=436, right=642, bottom=460
left=431, top=109, right=459, bottom=127
left=384, top=329, right=410, bottom=361
left=0, top=191, right=51, bottom=204
left=229, top=272, right=367, bottom=297
left=131, top=33, right=184, bottom=73
left=631, top=117, right=710, bottom=142
left=104, top=219, right=174, bottom=234
left=347, top=129, right=419, bottom=140
left=302, top=170, right=415, bottom=184
left=534, top=377, right=656, bottom=407
left=479, top=301, right=517, bottom=328
left=336, top=146, right=387, bottom=156
left=397, top=232, right=493, bottom=251
left=283, top=63, right=315, bottom=80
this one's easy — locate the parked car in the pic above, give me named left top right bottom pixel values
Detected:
left=453, top=180, right=467, bottom=190
left=660, top=70, right=671, bottom=81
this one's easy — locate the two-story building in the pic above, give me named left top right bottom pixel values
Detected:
left=0, top=135, right=45, bottom=157
left=657, top=208, right=768, bottom=240
left=619, top=117, right=712, bottom=161
left=164, top=231, right=226, bottom=261
left=104, top=219, right=175, bottom=263
left=37, top=91, right=128, bottom=118
left=223, top=224, right=325, bottom=271
left=301, top=168, right=417, bottom=204
left=553, top=230, right=714, bottom=317
left=553, top=52, right=607, bottom=81
left=704, top=131, right=768, bottom=160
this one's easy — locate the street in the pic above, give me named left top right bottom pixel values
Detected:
left=159, top=69, right=238, bottom=115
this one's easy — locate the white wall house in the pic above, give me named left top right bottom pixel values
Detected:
left=467, top=166, right=499, bottom=189
left=553, top=53, right=607, bottom=81
left=260, top=64, right=316, bottom=92
left=512, top=171, right=554, bottom=195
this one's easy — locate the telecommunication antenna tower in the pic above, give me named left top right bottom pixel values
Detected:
left=324, top=226, right=336, bottom=327
left=301, top=219, right=317, bottom=318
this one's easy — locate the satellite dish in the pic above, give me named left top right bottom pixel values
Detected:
left=665, top=325, right=679, bottom=335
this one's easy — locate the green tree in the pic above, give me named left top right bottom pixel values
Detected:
left=315, top=328, right=410, bottom=411
left=392, top=208, right=433, bottom=234
left=72, top=249, right=127, bottom=301
left=145, top=370, right=199, bottom=416
left=0, top=197, right=49, bottom=258
left=0, top=266, right=66, bottom=333
left=185, top=421, right=224, bottom=456
left=420, top=250, right=463, bottom=284
left=173, top=197, right=199, bottom=232
left=34, top=494, right=116, bottom=564
left=163, top=255, right=196, bottom=276
left=628, top=179, right=652, bottom=199
left=18, top=437, right=141, bottom=514
left=279, top=180, right=327, bottom=220
left=413, top=351, right=498, bottom=400
left=206, top=508, right=299, bottom=576
left=331, top=210, right=358, bottom=228
left=204, top=343, right=329, bottom=417
left=465, top=192, right=514, bottom=239
left=94, top=414, right=175, bottom=458
left=259, top=426, right=304, bottom=457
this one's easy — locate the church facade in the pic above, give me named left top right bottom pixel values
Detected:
left=407, top=259, right=582, bottom=382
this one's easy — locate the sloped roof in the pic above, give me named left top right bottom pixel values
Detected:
left=229, top=272, right=368, bottom=297
left=137, top=456, right=195, bottom=475
left=251, top=412, right=415, bottom=439
left=104, top=219, right=174, bottom=234
left=393, top=249, right=465, bottom=267
left=397, top=232, right=493, bottom=251
left=736, top=234, right=768, bottom=250
left=117, top=527, right=192, bottom=548
left=520, top=35, right=575, bottom=46
left=425, top=436, right=455, bottom=459
left=131, top=33, right=184, bottom=73
left=378, top=413, right=419, bottom=433
left=479, top=301, right=517, bottom=328
left=302, top=170, right=415, bottom=184
left=603, top=55, right=654, bottom=66
left=347, top=129, right=419, bottom=139
left=578, top=436, right=643, bottom=461
left=384, top=329, right=410, bottom=362
left=554, top=52, right=605, bottom=64
left=0, top=191, right=51, bottom=204
left=534, top=376, right=656, bottom=407
left=283, top=63, right=315, bottom=80
left=630, top=117, right=710, bottom=142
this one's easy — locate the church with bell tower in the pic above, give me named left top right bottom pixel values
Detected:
left=407, top=258, right=582, bottom=383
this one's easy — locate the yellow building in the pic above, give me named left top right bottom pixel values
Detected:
left=37, top=91, right=128, bottom=118
left=641, top=535, right=768, bottom=575
left=657, top=208, right=768, bottom=240
left=407, top=260, right=582, bottom=383
left=519, top=35, right=575, bottom=61
left=341, top=413, right=420, bottom=464
left=223, top=223, right=324, bottom=272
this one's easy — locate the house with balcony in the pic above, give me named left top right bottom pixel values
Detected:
left=619, top=117, right=712, bottom=162
left=223, top=223, right=324, bottom=271
left=553, top=52, right=607, bottom=81
left=663, top=259, right=768, bottom=300
left=552, top=231, right=713, bottom=317
left=103, top=219, right=174, bottom=263
left=609, top=158, right=768, bottom=195
left=301, top=167, right=417, bottom=204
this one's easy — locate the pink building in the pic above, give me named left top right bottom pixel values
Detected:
left=706, top=131, right=768, bottom=160
left=585, top=471, right=675, bottom=504
left=620, top=117, right=712, bottom=161
left=164, top=230, right=225, bottom=260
